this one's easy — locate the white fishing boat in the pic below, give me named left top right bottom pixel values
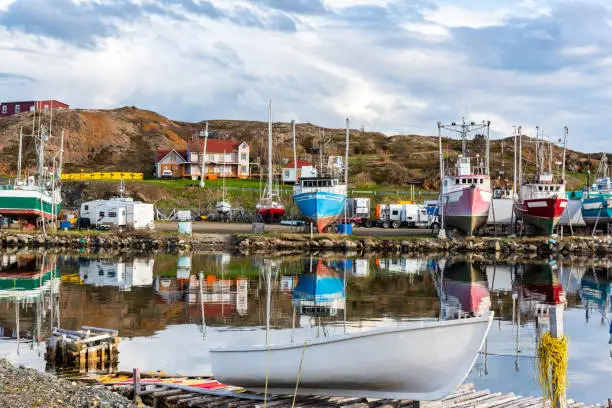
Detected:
left=210, top=258, right=494, bottom=401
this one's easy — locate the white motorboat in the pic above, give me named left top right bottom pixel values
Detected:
left=215, top=201, right=231, bottom=214
left=210, top=312, right=493, bottom=401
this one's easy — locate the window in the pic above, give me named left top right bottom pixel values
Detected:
left=109, top=212, right=117, bottom=217
left=241, top=153, right=247, bottom=160
left=392, top=210, right=399, bottom=216
left=241, top=166, right=247, bottom=174
left=480, top=179, right=484, bottom=184
left=30, top=105, right=35, bottom=111
left=15, top=105, right=20, bottom=113
left=84, top=205, right=89, bottom=210
left=556, top=186, right=560, bottom=191
left=462, top=179, right=466, bottom=184
left=284, top=171, right=290, bottom=177
left=455, top=179, right=459, bottom=185
left=1, top=105, right=6, bottom=114
left=44, top=105, right=49, bottom=110
left=99, top=211, right=105, bottom=217
left=538, top=186, right=543, bottom=191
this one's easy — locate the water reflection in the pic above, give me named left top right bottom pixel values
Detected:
left=0, top=252, right=609, bottom=403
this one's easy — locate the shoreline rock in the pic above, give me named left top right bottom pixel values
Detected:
left=0, top=358, right=142, bottom=408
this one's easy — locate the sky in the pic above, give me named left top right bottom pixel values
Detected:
left=0, top=0, right=611, bottom=151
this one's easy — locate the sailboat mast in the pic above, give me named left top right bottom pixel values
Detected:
left=200, top=122, right=209, bottom=188
left=485, top=121, right=490, bottom=171
left=345, top=118, right=350, bottom=184
left=437, top=121, right=445, bottom=232
left=267, top=101, right=273, bottom=200
left=548, top=135, right=552, bottom=174
left=58, top=129, right=64, bottom=180
left=562, top=126, right=568, bottom=182
left=222, top=150, right=226, bottom=202
left=265, top=262, right=271, bottom=345
left=17, top=127, right=23, bottom=182
left=292, top=120, right=297, bottom=183
left=513, top=127, right=517, bottom=196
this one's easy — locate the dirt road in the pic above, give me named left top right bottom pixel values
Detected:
left=155, top=221, right=431, bottom=237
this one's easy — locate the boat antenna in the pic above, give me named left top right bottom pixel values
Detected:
left=437, top=121, right=446, bottom=238
left=267, top=100, right=273, bottom=201
left=562, top=126, right=568, bottom=182
left=513, top=126, right=517, bottom=196
left=345, top=118, right=350, bottom=184
left=518, top=126, right=523, bottom=187
left=485, top=120, right=490, bottom=172
left=58, top=128, right=64, bottom=181
left=292, top=120, right=297, bottom=184
left=200, top=122, right=209, bottom=188
left=17, top=126, right=23, bottom=182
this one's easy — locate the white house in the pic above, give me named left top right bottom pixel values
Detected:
left=281, top=160, right=318, bottom=184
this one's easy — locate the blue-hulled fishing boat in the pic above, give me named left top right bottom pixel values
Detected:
left=581, top=154, right=612, bottom=226
left=292, top=120, right=349, bottom=233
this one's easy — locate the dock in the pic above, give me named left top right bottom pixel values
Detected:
left=87, top=372, right=608, bottom=408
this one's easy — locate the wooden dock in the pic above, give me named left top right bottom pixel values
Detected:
left=91, top=373, right=608, bottom=408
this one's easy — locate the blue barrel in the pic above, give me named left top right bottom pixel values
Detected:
left=337, top=223, right=353, bottom=235
left=59, top=221, right=71, bottom=230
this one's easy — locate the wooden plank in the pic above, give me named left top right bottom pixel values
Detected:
left=133, top=368, right=141, bottom=397
left=145, top=383, right=269, bottom=401
left=475, top=395, right=519, bottom=408
left=81, top=326, right=119, bottom=335
left=453, top=392, right=503, bottom=408
left=153, top=389, right=185, bottom=398
left=138, top=385, right=168, bottom=396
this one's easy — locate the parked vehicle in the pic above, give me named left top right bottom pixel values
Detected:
left=161, top=169, right=173, bottom=179
left=375, top=203, right=439, bottom=229
left=339, top=197, right=373, bottom=227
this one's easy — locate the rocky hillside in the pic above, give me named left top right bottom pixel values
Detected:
left=0, top=106, right=601, bottom=188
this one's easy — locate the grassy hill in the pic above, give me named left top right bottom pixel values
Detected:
left=0, top=106, right=602, bottom=192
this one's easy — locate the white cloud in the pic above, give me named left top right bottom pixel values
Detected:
left=0, top=0, right=14, bottom=12
left=559, top=45, right=600, bottom=58
left=322, top=0, right=394, bottom=12
left=423, top=5, right=509, bottom=28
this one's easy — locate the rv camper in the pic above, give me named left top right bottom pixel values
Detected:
left=78, top=198, right=155, bottom=230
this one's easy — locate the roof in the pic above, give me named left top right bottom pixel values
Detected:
left=156, top=149, right=186, bottom=162
left=283, top=160, right=312, bottom=169
left=188, top=139, right=244, bottom=153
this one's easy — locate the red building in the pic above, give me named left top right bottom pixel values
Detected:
left=0, top=100, right=69, bottom=117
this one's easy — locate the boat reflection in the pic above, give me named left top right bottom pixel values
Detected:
left=292, top=258, right=345, bottom=317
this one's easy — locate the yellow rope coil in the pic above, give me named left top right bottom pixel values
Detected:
left=535, top=331, right=569, bottom=407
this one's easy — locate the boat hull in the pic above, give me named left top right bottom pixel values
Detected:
left=256, top=207, right=286, bottom=223
left=210, top=313, right=493, bottom=401
left=294, top=191, right=346, bottom=233
left=0, top=188, right=60, bottom=221
left=514, top=197, right=567, bottom=235
left=441, top=186, right=491, bottom=236
left=581, top=195, right=612, bottom=225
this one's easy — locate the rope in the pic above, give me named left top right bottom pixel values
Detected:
left=263, top=342, right=271, bottom=408
left=536, top=332, right=569, bottom=408
left=291, top=341, right=308, bottom=408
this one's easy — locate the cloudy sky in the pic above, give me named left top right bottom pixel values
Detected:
left=0, top=0, right=610, bottom=151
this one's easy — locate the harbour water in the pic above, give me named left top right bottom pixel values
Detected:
left=0, top=252, right=610, bottom=404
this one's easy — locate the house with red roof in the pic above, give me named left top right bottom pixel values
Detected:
left=155, top=138, right=250, bottom=179
left=281, top=159, right=317, bottom=184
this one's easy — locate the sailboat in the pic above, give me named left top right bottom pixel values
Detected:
left=210, top=258, right=494, bottom=401
left=256, top=101, right=285, bottom=223
left=581, top=153, right=612, bottom=226
left=513, top=127, right=568, bottom=235
left=292, top=120, right=348, bottom=233
left=438, top=119, right=492, bottom=236
left=0, top=122, right=63, bottom=227
left=215, top=151, right=232, bottom=215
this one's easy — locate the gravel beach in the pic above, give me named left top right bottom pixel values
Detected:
left=0, top=359, right=143, bottom=408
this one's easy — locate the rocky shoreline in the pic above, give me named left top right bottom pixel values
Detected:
left=235, top=233, right=612, bottom=256
left=2, top=231, right=612, bottom=256
left=0, top=359, right=141, bottom=408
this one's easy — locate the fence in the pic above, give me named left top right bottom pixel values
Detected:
left=61, top=172, right=144, bottom=181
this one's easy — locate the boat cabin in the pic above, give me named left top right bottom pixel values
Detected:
left=520, top=173, right=565, bottom=200
left=454, top=156, right=489, bottom=177
left=593, top=177, right=612, bottom=192
left=300, top=177, right=340, bottom=188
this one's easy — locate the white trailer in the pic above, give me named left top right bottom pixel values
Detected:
left=79, top=197, right=155, bottom=230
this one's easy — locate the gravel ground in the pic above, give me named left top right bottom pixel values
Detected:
left=0, top=359, right=144, bottom=408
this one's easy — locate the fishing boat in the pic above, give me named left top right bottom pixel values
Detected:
left=256, top=101, right=285, bottom=223
left=581, top=154, right=612, bottom=227
left=0, top=124, right=63, bottom=226
left=292, top=120, right=348, bottom=232
left=438, top=119, right=492, bottom=236
left=513, top=127, right=568, bottom=235
left=215, top=151, right=232, bottom=215
left=292, top=258, right=345, bottom=317
left=442, top=258, right=491, bottom=317
left=210, top=259, right=494, bottom=401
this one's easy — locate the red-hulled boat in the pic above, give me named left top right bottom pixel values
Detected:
left=256, top=101, right=285, bottom=223
left=514, top=173, right=567, bottom=235
left=513, top=127, right=568, bottom=236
